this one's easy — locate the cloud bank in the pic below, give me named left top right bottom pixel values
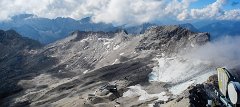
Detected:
left=187, top=36, right=240, bottom=69
left=0, top=0, right=239, bottom=25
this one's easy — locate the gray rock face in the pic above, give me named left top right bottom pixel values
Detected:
left=136, top=25, right=210, bottom=56
left=0, top=30, right=42, bottom=99
left=0, top=25, right=210, bottom=107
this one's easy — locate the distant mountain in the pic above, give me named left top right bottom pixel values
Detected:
left=0, top=14, right=208, bottom=44
left=179, top=23, right=199, bottom=32
left=0, top=14, right=118, bottom=44
left=124, top=23, right=157, bottom=34
left=196, top=20, right=240, bottom=39
left=192, top=20, right=218, bottom=28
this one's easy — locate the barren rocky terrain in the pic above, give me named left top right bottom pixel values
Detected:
left=0, top=25, right=215, bottom=107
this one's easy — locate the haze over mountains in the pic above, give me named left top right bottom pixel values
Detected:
left=0, top=14, right=118, bottom=44
left=0, top=14, right=240, bottom=44
left=198, top=20, right=240, bottom=39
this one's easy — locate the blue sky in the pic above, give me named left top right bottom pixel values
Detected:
left=191, top=0, right=239, bottom=10
left=191, top=0, right=216, bottom=8
left=224, top=0, right=240, bottom=10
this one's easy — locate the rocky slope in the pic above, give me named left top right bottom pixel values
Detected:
left=0, top=25, right=213, bottom=107
left=0, top=30, right=42, bottom=99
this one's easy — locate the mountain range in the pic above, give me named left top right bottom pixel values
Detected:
left=1, top=14, right=239, bottom=44
left=198, top=20, right=240, bottom=39
left=0, top=14, right=118, bottom=44
left=0, top=25, right=217, bottom=107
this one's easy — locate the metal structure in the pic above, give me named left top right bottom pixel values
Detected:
left=207, top=67, right=240, bottom=107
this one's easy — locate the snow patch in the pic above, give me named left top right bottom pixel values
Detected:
left=191, top=43, right=195, bottom=47
left=28, top=50, right=38, bottom=54
left=103, top=41, right=111, bottom=45
left=149, top=57, right=212, bottom=83
left=123, top=85, right=169, bottom=101
left=83, top=70, right=89, bottom=74
left=98, top=38, right=112, bottom=41
left=98, top=38, right=113, bottom=47
left=149, top=57, right=215, bottom=95
left=81, top=37, right=93, bottom=42
left=161, top=53, right=165, bottom=57
left=169, top=71, right=215, bottom=95
left=169, top=80, right=195, bottom=95
left=83, top=46, right=89, bottom=50
left=80, top=38, right=89, bottom=42
left=113, top=45, right=120, bottom=50
left=148, top=72, right=158, bottom=82
left=120, top=53, right=124, bottom=56
left=106, top=44, right=110, bottom=49
left=194, top=71, right=215, bottom=84
left=112, top=59, right=119, bottom=64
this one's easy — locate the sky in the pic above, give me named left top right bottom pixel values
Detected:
left=0, top=0, right=239, bottom=25
left=190, top=0, right=239, bottom=9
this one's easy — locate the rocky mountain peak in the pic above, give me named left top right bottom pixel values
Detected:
left=114, top=29, right=128, bottom=35
left=0, top=29, right=42, bottom=49
left=136, top=25, right=210, bottom=55
left=146, top=25, right=180, bottom=33
left=11, top=14, right=35, bottom=20
left=0, top=29, right=21, bottom=40
left=79, top=17, right=91, bottom=23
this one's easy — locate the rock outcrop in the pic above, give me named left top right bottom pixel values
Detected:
left=136, top=25, right=209, bottom=55
left=0, top=30, right=42, bottom=99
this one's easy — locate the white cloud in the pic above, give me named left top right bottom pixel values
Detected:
left=188, top=36, right=240, bottom=69
left=190, top=0, right=226, bottom=19
left=92, top=0, right=166, bottom=25
left=219, top=9, right=240, bottom=20
left=0, top=0, right=50, bottom=20
left=0, top=0, right=239, bottom=25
